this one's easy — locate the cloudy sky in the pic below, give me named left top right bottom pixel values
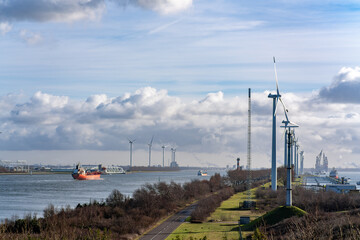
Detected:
left=1, top=0, right=360, bottom=168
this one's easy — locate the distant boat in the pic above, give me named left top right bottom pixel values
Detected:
left=198, top=170, right=207, bottom=176
left=329, top=168, right=338, bottom=179
left=101, top=166, right=126, bottom=175
left=72, top=164, right=101, bottom=180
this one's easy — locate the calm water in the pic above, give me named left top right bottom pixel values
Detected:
left=338, top=171, right=360, bottom=186
left=0, top=170, right=226, bottom=221
left=304, top=171, right=360, bottom=189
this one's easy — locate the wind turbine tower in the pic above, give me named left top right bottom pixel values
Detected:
left=284, top=129, right=288, bottom=167
left=162, top=145, right=166, bottom=167
left=281, top=118, right=299, bottom=207
left=173, top=148, right=176, bottom=163
left=148, top=136, right=154, bottom=167
left=269, top=57, right=288, bottom=191
left=296, top=142, right=300, bottom=176
left=128, top=138, right=135, bottom=169
left=293, top=136, right=298, bottom=177
left=300, top=151, right=304, bottom=174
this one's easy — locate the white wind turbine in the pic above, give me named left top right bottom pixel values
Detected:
left=268, top=57, right=289, bottom=191
left=128, top=138, right=136, bottom=169
left=170, top=147, right=176, bottom=165
left=161, top=145, right=167, bottom=167
left=148, top=136, right=154, bottom=167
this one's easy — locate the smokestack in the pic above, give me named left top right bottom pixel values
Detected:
left=237, top=158, right=240, bottom=170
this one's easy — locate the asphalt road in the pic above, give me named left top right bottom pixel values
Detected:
left=139, top=204, right=197, bottom=240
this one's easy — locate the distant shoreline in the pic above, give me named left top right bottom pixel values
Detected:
left=0, top=171, right=69, bottom=175
left=0, top=168, right=181, bottom=175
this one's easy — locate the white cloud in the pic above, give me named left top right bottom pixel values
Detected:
left=0, top=0, right=192, bottom=24
left=318, top=66, right=360, bottom=103
left=0, top=0, right=105, bottom=23
left=135, top=0, right=193, bottom=15
left=19, top=30, right=43, bottom=45
left=1, top=68, right=360, bottom=168
left=113, top=0, right=193, bottom=15
left=0, top=22, right=12, bottom=35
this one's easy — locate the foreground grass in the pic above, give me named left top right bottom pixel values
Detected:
left=243, top=206, right=307, bottom=231
left=166, top=222, right=239, bottom=240
left=209, top=183, right=270, bottom=222
left=166, top=183, right=270, bottom=240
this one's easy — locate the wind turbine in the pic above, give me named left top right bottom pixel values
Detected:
left=300, top=150, right=304, bottom=174
left=148, top=136, right=154, bottom=167
left=293, top=136, right=298, bottom=177
left=161, top=145, right=167, bottom=167
left=128, top=138, right=136, bottom=169
left=268, top=57, right=288, bottom=191
left=281, top=112, right=299, bottom=207
left=170, top=147, right=176, bottom=166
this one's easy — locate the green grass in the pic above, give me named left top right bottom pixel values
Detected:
left=243, top=206, right=308, bottom=231
left=209, top=183, right=269, bottom=222
left=165, top=222, right=242, bottom=240
left=166, top=183, right=271, bottom=240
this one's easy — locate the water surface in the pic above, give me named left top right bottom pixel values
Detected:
left=0, top=169, right=225, bottom=221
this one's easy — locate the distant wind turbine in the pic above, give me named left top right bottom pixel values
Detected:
left=268, top=57, right=289, bottom=191
left=128, top=138, right=136, bottom=169
left=170, top=147, right=176, bottom=164
left=162, top=145, right=167, bottom=167
left=148, top=136, right=154, bottom=167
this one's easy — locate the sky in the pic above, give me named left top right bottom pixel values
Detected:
left=1, top=0, right=360, bottom=169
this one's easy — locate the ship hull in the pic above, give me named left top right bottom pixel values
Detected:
left=72, top=173, right=101, bottom=180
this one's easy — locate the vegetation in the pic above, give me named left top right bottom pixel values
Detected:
left=263, top=209, right=360, bottom=239
left=6, top=167, right=359, bottom=240
left=252, top=184, right=360, bottom=239
left=242, top=206, right=307, bottom=231
left=166, top=170, right=272, bottom=240
left=226, top=169, right=270, bottom=192
left=255, top=185, right=360, bottom=213
left=190, top=188, right=234, bottom=223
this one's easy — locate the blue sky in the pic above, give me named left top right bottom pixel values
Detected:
left=1, top=0, right=360, bottom=168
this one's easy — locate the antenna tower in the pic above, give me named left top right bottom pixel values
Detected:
left=247, top=88, right=252, bottom=201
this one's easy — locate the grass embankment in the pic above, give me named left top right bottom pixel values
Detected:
left=242, top=206, right=307, bottom=231
left=166, top=183, right=271, bottom=240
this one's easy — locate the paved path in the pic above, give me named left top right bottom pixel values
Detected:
left=139, top=204, right=197, bottom=240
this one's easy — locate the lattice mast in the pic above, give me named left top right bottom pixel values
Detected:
left=247, top=88, right=252, bottom=201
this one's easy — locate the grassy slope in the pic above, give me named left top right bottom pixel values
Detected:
left=166, top=183, right=270, bottom=240
left=243, top=206, right=307, bottom=231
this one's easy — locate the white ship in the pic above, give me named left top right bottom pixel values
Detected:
left=99, top=165, right=126, bottom=174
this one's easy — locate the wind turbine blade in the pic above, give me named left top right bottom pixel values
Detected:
left=273, top=56, right=280, bottom=96
left=150, top=135, right=154, bottom=145
left=279, top=97, right=288, bottom=113
left=289, top=121, right=299, bottom=127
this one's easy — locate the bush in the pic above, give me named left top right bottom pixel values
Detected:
left=191, top=188, right=234, bottom=222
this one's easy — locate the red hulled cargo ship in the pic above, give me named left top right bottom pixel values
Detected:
left=72, top=164, right=101, bottom=180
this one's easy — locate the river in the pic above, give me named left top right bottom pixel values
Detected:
left=0, top=169, right=226, bottom=221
